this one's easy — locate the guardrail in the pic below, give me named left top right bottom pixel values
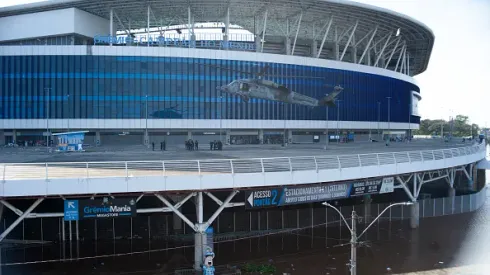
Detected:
left=0, top=143, right=485, bottom=181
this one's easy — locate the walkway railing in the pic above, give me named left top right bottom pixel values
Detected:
left=0, top=143, right=485, bottom=181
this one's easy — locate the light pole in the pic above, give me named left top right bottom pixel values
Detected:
left=324, top=104, right=329, bottom=150
left=386, top=97, right=391, bottom=142
left=219, top=95, right=223, bottom=143
left=145, top=94, right=149, bottom=147
left=44, top=87, right=52, bottom=152
left=377, top=102, right=381, bottom=140
left=408, top=102, right=411, bottom=140
left=336, top=100, right=342, bottom=143
left=282, top=102, right=287, bottom=147
left=322, top=201, right=412, bottom=275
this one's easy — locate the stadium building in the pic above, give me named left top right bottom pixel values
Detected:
left=0, top=0, right=433, bottom=146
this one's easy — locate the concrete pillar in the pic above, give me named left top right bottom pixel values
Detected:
left=143, top=131, right=149, bottom=146
left=311, top=40, right=318, bottom=57
left=448, top=187, right=456, bottom=198
left=367, top=50, right=371, bottom=66
left=95, top=131, right=101, bottom=146
left=287, top=129, right=293, bottom=144
left=258, top=129, right=264, bottom=144
left=187, top=131, right=193, bottom=140
left=255, top=35, right=261, bottom=52
left=334, top=42, right=339, bottom=60
left=225, top=130, right=231, bottom=145
left=173, top=213, right=183, bottom=234
left=0, top=131, right=4, bottom=146
left=194, top=231, right=207, bottom=270
left=12, top=130, right=16, bottom=144
left=410, top=201, right=419, bottom=229
left=363, top=195, right=372, bottom=223
left=351, top=45, right=357, bottom=63
left=285, top=37, right=291, bottom=55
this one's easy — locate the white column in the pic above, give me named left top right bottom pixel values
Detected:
left=0, top=131, right=4, bottom=146
left=224, top=6, right=230, bottom=43
left=311, top=40, right=318, bottom=57
left=285, top=37, right=291, bottom=55
left=334, top=27, right=339, bottom=60
left=287, top=129, right=293, bottom=144
left=12, top=130, right=16, bottom=144
left=225, top=130, right=231, bottom=145
left=95, top=131, right=101, bottom=146
left=259, top=129, right=264, bottom=144
left=410, top=202, right=419, bottom=229
left=187, top=131, right=193, bottom=140
left=147, top=5, right=150, bottom=47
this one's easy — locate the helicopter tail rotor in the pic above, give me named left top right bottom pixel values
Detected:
left=320, top=85, right=344, bottom=106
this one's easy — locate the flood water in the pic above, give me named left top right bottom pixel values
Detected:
left=2, top=187, right=490, bottom=275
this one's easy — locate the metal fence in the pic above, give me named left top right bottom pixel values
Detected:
left=1, top=143, right=484, bottom=181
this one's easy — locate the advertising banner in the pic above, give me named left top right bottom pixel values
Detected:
left=245, top=177, right=394, bottom=209
left=78, top=198, right=137, bottom=219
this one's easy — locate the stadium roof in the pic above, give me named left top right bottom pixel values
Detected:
left=0, top=0, right=434, bottom=75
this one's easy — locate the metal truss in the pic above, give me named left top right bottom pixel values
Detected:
left=0, top=191, right=243, bottom=242
left=1, top=0, right=433, bottom=75
left=395, top=164, right=476, bottom=203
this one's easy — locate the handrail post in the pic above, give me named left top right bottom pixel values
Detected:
left=125, top=162, right=128, bottom=178
left=376, top=154, right=380, bottom=166
left=86, top=163, right=89, bottom=179
left=230, top=160, right=234, bottom=174
left=45, top=163, right=48, bottom=181
left=197, top=160, right=201, bottom=176
left=419, top=151, right=424, bottom=161
left=392, top=152, right=396, bottom=164
left=337, top=156, right=341, bottom=169
left=288, top=158, right=293, bottom=173
left=357, top=155, right=361, bottom=167
left=260, top=159, right=265, bottom=173
left=431, top=150, right=435, bottom=160
left=2, top=165, right=6, bottom=181
left=314, top=156, right=318, bottom=173
left=162, top=161, right=165, bottom=176
left=407, top=152, right=411, bottom=163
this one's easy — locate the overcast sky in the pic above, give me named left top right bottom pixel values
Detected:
left=2, top=0, right=490, bottom=126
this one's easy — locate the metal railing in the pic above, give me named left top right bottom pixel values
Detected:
left=0, top=143, right=485, bottom=181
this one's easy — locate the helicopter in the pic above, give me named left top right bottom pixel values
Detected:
left=204, top=63, right=345, bottom=107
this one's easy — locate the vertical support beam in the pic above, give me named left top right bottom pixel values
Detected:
left=406, top=51, right=410, bottom=75
left=0, top=198, right=43, bottom=242
left=374, top=32, right=392, bottom=67
left=261, top=9, right=268, bottom=53
left=147, top=5, right=150, bottom=47
left=334, top=27, right=339, bottom=60
left=384, top=37, right=401, bottom=69
left=188, top=6, right=195, bottom=44
left=291, top=12, right=303, bottom=56
left=410, top=174, right=419, bottom=229
left=109, top=8, right=114, bottom=46
left=394, top=44, right=405, bottom=72
left=317, top=18, right=333, bottom=58
left=339, top=21, right=358, bottom=61
left=284, top=18, right=291, bottom=55
left=224, top=6, right=230, bottom=43
left=194, top=192, right=204, bottom=271
left=351, top=34, right=357, bottom=63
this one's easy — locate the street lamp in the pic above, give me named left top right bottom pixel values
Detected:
left=386, top=97, right=392, bottom=143
left=377, top=102, right=381, bottom=140
left=336, top=100, right=342, bottom=143
left=219, top=95, right=223, bottom=143
left=325, top=103, right=329, bottom=150
left=145, top=94, right=149, bottom=147
left=322, top=201, right=413, bottom=275
left=44, top=87, right=52, bottom=152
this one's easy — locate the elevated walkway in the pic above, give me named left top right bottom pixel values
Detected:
left=0, top=142, right=485, bottom=197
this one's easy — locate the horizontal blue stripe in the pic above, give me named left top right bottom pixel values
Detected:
left=0, top=72, right=327, bottom=85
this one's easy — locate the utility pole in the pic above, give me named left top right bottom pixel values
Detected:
left=323, top=201, right=412, bottom=275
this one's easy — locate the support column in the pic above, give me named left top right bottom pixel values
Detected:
left=448, top=187, right=455, bottom=198
left=471, top=164, right=477, bottom=191
left=187, top=131, right=193, bottom=140
left=225, top=130, right=231, bottom=145
left=363, top=195, right=372, bottom=223
left=0, top=131, right=4, bottom=146
left=410, top=202, right=419, bottom=229
left=255, top=35, right=261, bottom=52
left=194, top=192, right=206, bottom=271
left=144, top=131, right=150, bottom=146
left=258, top=129, right=264, bottom=144
left=284, top=37, right=291, bottom=55
left=223, top=6, right=230, bottom=44
left=95, top=131, right=101, bottom=146
left=334, top=27, right=339, bottom=60
left=311, top=40, right=318, bottom=57
left=12, top=130, right=16, bottom=144
left=287, top=129, right=293, bottom=144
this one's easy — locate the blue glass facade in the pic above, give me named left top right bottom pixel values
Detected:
left=0, top=55, right=420, bottom=124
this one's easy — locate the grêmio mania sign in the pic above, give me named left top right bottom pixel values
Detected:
left=93, top=35, right=256, bottom=51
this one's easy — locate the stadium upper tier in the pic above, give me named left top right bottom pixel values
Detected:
left=0, top=0, right=434, bottom=76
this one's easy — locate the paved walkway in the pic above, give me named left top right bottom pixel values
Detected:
left=0, top=139, right=474, bottom=163
left=395, top=264, right=490, bottom=275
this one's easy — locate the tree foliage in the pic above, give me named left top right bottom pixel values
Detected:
left=414, top=115, right=480, bottom=137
